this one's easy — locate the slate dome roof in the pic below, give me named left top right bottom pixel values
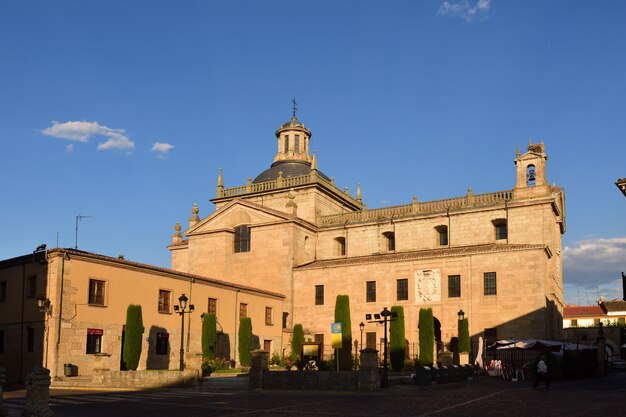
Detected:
left=252, top=161, right=329, bottom=183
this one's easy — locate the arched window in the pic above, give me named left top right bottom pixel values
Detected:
left=526, top=164, right=536, bottom=187
left=492, top=219, right=507, bottom=240
left=383, top=231, right=395, bottom=252
left=234, top=225, right=251, bottom=253
left=335, top=237, right=346, bottom=256
left=435, top=225, right=448, bottom=246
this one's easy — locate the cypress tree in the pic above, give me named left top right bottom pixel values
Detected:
left=334, top=295, right=353, bottom=371
left=418, top=308, right=434, bottom=366
left=291, top=324, right=305, bottom=358
left=202, top=313, right=217, bottom=359
left=238, top=317, right=253, bottom=366
left=390, top=306, right=406, bottom=371
left=458, top=318, right=470, bottom=353
left=123, top=304, right=143, bottom=371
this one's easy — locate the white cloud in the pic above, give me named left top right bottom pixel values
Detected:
left=42, top=121, right=135, bottom=152
left=438, top=0, right=492, bottom=21
left=151, top=142, right=174, bottom=158
left=563, top=236, right=626, bottom=289
left=65, top=144, right=74, bottom=153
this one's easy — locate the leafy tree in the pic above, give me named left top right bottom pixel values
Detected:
left=123, top=304, right=143, bottom=370
left=334, top=295, right=353, bottom=371
left=291, top=324, right=305, bottom=358
left=202, top=313, right=217, bottom=359
left=418, top=308, right=434, bottom=366
left=458, top=318, right=470, bottom=353
left=390, top=306, right=406, bottom=371
left=238, top=317, right=253, bottom=366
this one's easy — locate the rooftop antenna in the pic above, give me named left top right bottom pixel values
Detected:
left=292, top=97, right=298, bottom=118
left=75, top=213, right=92, bottom=249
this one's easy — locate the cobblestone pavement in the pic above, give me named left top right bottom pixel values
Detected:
left=4, top=372, right=626, bottom=417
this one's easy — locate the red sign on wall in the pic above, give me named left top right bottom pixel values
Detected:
left=87, top=328, right=103, bottom=335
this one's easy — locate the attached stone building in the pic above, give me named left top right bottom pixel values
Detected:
left=169, top=113, right=566, bottom=359
left=0, top=248, right=284, bottom=382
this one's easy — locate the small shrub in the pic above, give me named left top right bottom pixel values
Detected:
left=270, top=352, right=281, bottom=366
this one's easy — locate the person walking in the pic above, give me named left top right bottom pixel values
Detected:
left=533, top=355, right=550, bottom=389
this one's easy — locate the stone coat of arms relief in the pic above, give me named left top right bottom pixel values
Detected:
left=415, top=269, right=441, bottom=303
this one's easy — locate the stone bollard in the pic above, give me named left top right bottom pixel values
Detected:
left=249, top=349, right=269, bottom=389
left=22, top=366, right=54, bottom=417
left=0, top=367, right=7, bottom=417
left=358, top=348, right=380, bottom=390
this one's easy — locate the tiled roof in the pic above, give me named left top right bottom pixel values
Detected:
left=601, top=299, right=626, bottom=313
left=295, top=243, right=548, bottom=270
left=45, top=248, right=285, bottom=299
left=563, top=305, right=605, bottom=318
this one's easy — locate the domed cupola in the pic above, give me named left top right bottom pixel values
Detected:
left=253, top=100, right=329, bottom=183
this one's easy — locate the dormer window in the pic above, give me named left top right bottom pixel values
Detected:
left=335, top=237, right=346, bottom=256
left=383, top=232, right=395, bottom=252
left=492, top=219, right=507, bottom=240
left=234, top=225, right=251, bottom=253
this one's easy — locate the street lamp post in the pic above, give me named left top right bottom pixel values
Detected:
left=365, top=307, right=398, bottom=388
left=174, top=294, right=194, bottom=371
left=359, top=322, right=365, bottom=351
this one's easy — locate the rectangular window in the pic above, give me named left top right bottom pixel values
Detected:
left=314, top=333, right=324, bottom=347
left=239, top=303, right=248, bottom=318
left=483, top=272, right=497, bottom=296
left=396, top=279, right=408, bottom=301
left=88, top=279, right=106, bottom=305
left=27, top=327, right=34, bottom=352
left=315, top=285, right=324, bottom=305
left=284, top=135, right=289, bottom=153
left=234, top=225, right=251, bottom=253
left=156, top=332, right=169, bottom=355
left=27, top=276, right=37, bottom=298
left=263, top=340, right=271, bottom=351
left=366, top=281, right=376, bottom=303
left=265, top=307, right=273, bottom=325
left=158, top=290, right=171, bottom=313
left=570, top=319, right=578, bottom=327
left=294, top=134, right=300, bottom=152
left=437, top=226, right=448, bottom=246
left=282, top=312, right=289, bottom=329
left=0, top=281, right=6, bottom=302
left=495, top=223, right=508, bottom=240
left=0, top=329, right=4, bottom=353
left=366, top=332, right=377, bottom=349
left=448, top=275, right=461, bottom=298
left=86, top=329, right=103, bottom=354
left=208, top=298, right=218, bottom=316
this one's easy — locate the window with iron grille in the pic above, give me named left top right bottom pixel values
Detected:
left=396, top=278, right=408, bottom=301
left=239, top=303, right=248, bottom=318
left=448, top=275, right=461, bottom=298
left=483, top=272, right=497, bottom=295
left=158, top=290, right=171, bottom=313
left=366, top=332, right=377, bottom=349
left=366, top=281, right=376, bottom=302
left=86, top=329, right=103, bottom=354
left=315, top=285, right=324, bottom=305
left=265, top=307, right=273, bottom=325
left=208, top=298, right=217, bottom=316
left=234, top=225, right=251, bottom=253
left=88, top=279, right=106, bottom=305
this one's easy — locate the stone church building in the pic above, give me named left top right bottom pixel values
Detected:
left=168, top=112, right=566, bottom=359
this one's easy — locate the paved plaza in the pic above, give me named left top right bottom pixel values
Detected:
left=4, top=372, right=626, bottom=417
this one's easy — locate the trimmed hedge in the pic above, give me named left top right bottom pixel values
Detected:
left=202, top=313, right=217, bottom=359
left=390, top=306, right=406, bottom=371
left=418, top=308, right=434, bottom=366
left=291, top=324, right=305, bottom=358
left=238, top=317, right=253, bottom=366
left=123, top=304, right=143, bottom=371
left=334, top=295, right=353, bottom=371
left=458, top=318, right=470, bottom=353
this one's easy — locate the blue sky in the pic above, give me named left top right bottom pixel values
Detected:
left=1, top=0, right=624, bottom=304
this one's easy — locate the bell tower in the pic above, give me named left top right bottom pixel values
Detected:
left=513, top=139, right=551, bottom=199
left=273, top=98, right=313, bottom=165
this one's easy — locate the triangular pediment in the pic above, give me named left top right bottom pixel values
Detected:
left=185, top=199, right=304, bottom=235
